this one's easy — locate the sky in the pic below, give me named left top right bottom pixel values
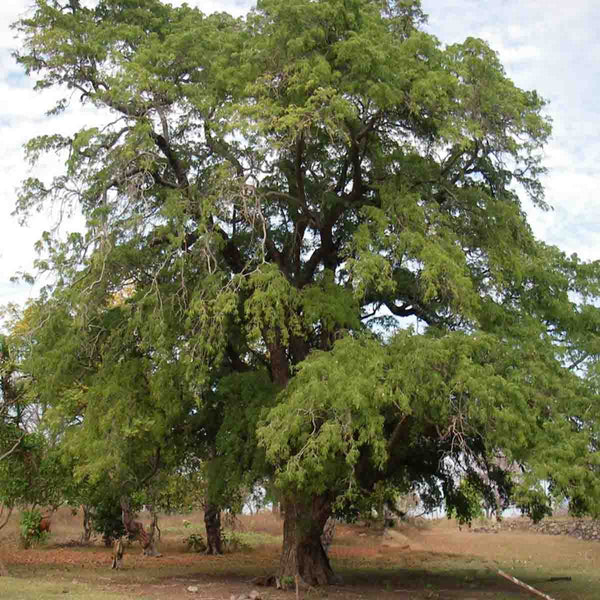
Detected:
left=1, top=0, right=599, bottom=317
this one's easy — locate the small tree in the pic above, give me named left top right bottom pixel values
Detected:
left=90, top=495, right=127, bottom=546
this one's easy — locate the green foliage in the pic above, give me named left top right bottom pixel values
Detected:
left=0, top=430, right=67, bottom=512
left=153, top=471, right=207, bottom=514
left=9, top=1, right=600, bottom=576
left=183, top=531, right=207, bottom=553
left=222, top=529, right=251, bottom=553
left=90, top=499, right=127, bottom=545
left=515, top=489, right=554, bottom=523
left=19, top=509, right=48, bottom=548
left=446, top=479, right=485, bottom=525
left=278, top=576, right=296, bottom=590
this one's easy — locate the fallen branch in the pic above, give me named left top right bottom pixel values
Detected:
left=498, top=570, right=556, bottom=600
left=549, top=576, right=572, bottom=582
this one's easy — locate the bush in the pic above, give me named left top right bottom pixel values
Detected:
left=19, top=509, right=48, bottom=548
left=90, top=500, right=127, bottom=546
left=222, top=529, right=250, bottom=553
left=183, top=529, right=250, bottom=553
left=183, top=532, right=207, bottom=552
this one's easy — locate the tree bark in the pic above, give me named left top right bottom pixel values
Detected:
left=203, top=503, right=223, bottom=555
left=267, top=334, right=289, bottom=387
left=120, top=496, right=161, bottom=557
left=0, top=505, right=10, bottom=574
left=111, top=538, right=124, bottom=569
left=321, top=517, right=336, bottom=556
left=278, top=494, right=337, bottom=587
left=0, top=505, right=12, bottom=531
left=81, top=504, right=92, bottom=543
left=148, top=505, right=161, bottom=541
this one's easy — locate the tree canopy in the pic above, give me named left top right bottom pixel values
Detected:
left=10, top=0, right=600, bottom=586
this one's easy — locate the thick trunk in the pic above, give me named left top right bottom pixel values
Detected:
left=265, top=329, right=290, bottom=387
left=278, top=495, right=337, bottom=587
left=203, top=503, right=223, bottom=555
left=321, top=517, right=336, bottom=556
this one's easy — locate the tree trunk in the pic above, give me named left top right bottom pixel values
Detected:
left=81, top=504, right=92, bottom=543
left=321, top=517, right=336, bottom=556
left=111, top=538, right=124, bottom=569
left=148, top=505, right=161, bottom=540
left=0, top=505, right=12, bottom=531
left=203, top=503, right=223, bottom=555
left=120, top=496, right=161, bottom=557
left=278, top=494, right=337, bottom=587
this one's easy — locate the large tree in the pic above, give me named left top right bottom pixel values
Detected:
left=12, top=0, right=600, bottom=586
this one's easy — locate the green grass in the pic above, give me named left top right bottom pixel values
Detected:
left=163, top=526, right=280, bottom=552
left=231, top=529, right=281, bottom=546
left=0, top=577, right=152, bottom=600
left=2, top=509, right=600, bottom=599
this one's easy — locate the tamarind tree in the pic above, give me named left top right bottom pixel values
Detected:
left=11, top=0, right=600, bottom=586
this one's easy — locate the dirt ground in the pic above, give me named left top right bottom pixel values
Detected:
left=1, top=509, right=599, bottom=599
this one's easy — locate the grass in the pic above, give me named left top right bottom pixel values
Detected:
left=1, top=508, right=600, bottom=599
left=0, top=577, right=151, bottom=600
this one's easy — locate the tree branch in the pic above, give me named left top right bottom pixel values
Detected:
left=150, top=132, right=189, bottom=188
left=0, top=434, right=24, bottom=463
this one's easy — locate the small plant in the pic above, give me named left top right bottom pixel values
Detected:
left=277, top=575, right=295, bottom=590
left=222, top=529, right=250, bottom=553
left=184, top=531, right=207, bottom=552
left=19, top=509, right=48, bottom=548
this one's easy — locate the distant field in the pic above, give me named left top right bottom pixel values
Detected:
left=1, top=508, right=599, bottom=599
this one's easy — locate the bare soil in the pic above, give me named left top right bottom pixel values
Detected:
left=1, top=509, right=599, bottom=599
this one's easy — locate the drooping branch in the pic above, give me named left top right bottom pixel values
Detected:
left=0, top=434, right=24, bottom=463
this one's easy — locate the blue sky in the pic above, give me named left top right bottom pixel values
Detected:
left=1, top=0, right=599, bottom=317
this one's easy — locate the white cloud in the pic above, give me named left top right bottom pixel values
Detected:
left=423, top=0, right=600, bottom=263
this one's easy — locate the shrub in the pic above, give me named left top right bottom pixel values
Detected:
left=19, top=509, right=48, bottom=548
left=183, top=531, right=207, bottom=552
left=90, top=501, right=126, bottom=546
left=222, top=529, right=250, bottom=553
